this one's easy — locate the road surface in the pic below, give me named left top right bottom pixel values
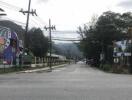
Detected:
left=0, top=62, right=132, bottom=100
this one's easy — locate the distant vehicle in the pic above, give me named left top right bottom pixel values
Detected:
left=86, top=59, right=93, bottom=64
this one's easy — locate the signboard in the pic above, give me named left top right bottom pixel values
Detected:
left=115, top=52, right=131, bottom=57
left=124, top=52, right=131, bottom=56
left=114, top=58, right=119, bottom=63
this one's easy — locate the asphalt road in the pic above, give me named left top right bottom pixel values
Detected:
left=0, top=62, right=132, bottom=100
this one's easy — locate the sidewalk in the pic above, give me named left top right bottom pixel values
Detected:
left=20, top=64, right=68, bottom=73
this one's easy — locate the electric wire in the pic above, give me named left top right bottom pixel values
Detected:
left=0, top=0, right=79, bottom=39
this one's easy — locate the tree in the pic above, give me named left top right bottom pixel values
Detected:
left=94, top=11, right=124, bottom=64
left=79, top=25, right=101, bottom=67
left=78, top=11, right=132, bottom=67
left=27, top=28, right=49, bottom=57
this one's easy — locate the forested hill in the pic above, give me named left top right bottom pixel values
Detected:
left=53, top=43, right=83, bottom=59
left=0, top=20, right=24, bottom=40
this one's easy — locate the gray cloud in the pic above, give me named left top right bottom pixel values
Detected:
left=118, top=0, right=132, bottom=9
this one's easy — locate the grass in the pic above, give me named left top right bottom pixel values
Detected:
left=100, top=64, right=112, bottom=71
left=100, top=64, right=129, bottom=74
left=0, top=67, right=22, bottom=74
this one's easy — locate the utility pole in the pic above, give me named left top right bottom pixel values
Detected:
left=44, top=19, right=56, bottom=71
left=19, top=0, right=37, bottom=49
left=128, top=27, right=132, bottom=73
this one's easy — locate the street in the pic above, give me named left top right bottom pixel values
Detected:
left=0, top=62, right=132, bottom=100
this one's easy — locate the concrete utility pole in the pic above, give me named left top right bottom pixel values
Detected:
left=44, top=19, right=56, bottom=71
left=128, top=27, right=132, bottom=73
left=19, top=0, right=37, bottom=49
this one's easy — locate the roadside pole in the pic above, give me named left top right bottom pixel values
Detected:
left=19, top=0, right=37, bottom=49
left=44, top=19, right=56, bottom=71
left=128, top=27, right=132, bottom=73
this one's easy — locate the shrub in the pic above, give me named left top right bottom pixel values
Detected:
left=101, top=64, right=112, bottom=71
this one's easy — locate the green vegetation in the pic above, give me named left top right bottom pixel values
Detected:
left=27, top=28, right=49, bottom=57
left=100, top=64, right=112, bottom=72
left=78, top=11, right=132, bottom=74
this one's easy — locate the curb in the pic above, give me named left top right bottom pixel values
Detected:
left=20, top=64, right=68, bottom=73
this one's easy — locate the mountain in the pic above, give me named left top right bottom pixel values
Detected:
left=53, top=43, right=83, bottom=59
left=0, top=20, right=25, bottom=41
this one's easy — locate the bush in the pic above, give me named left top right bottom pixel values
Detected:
left=100, top=64, right=129, bottom=74
left=101, top=64, right=112, bottom=71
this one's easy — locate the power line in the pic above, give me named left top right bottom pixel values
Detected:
left=43, top=30, right=78, bottom=34
left=34, top=16, right=47, bottom=25
left=1, top=17, right=26, bottom=27
left=52, top=30, right=77, bottom=33
left=19, top=0, right=37, bottom=48
left=1, top=16, right=44, bottom=29
left=0, top=1, right=20, bottom=11
left=30, top=17, right=46, bottom=28
left=52, top=38, right=81, bottom=41
left=0, top=1, right=46, bottom=22
left=0, top=1, right=79, bottom=36
left=0, top=1, right=38, bottom=19
left=0, top=0, right=51, bottom=30
left=30, top=17, right=41, bottom=27
left=2, top=14, right=44, bottom=29
left=4, top=17, right=26, bottom=25
left=52, top=37, right=78, bottom=39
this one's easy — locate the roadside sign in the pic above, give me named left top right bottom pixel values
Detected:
left=115, top=52, right=131, bottom=57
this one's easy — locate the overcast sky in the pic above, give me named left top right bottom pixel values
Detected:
left=0, top=0, right=132, bottom=42
left=0, top=0, right=131, bottom=31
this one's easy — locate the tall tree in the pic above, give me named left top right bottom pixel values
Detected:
left=27, top=28, right=49, bottom=57
left=78, top=11, right=132, bottom=67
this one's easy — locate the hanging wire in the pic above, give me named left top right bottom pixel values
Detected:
left=0, top=0, right=79, bottom=37
left=0, top=1, right=21, bottom=11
